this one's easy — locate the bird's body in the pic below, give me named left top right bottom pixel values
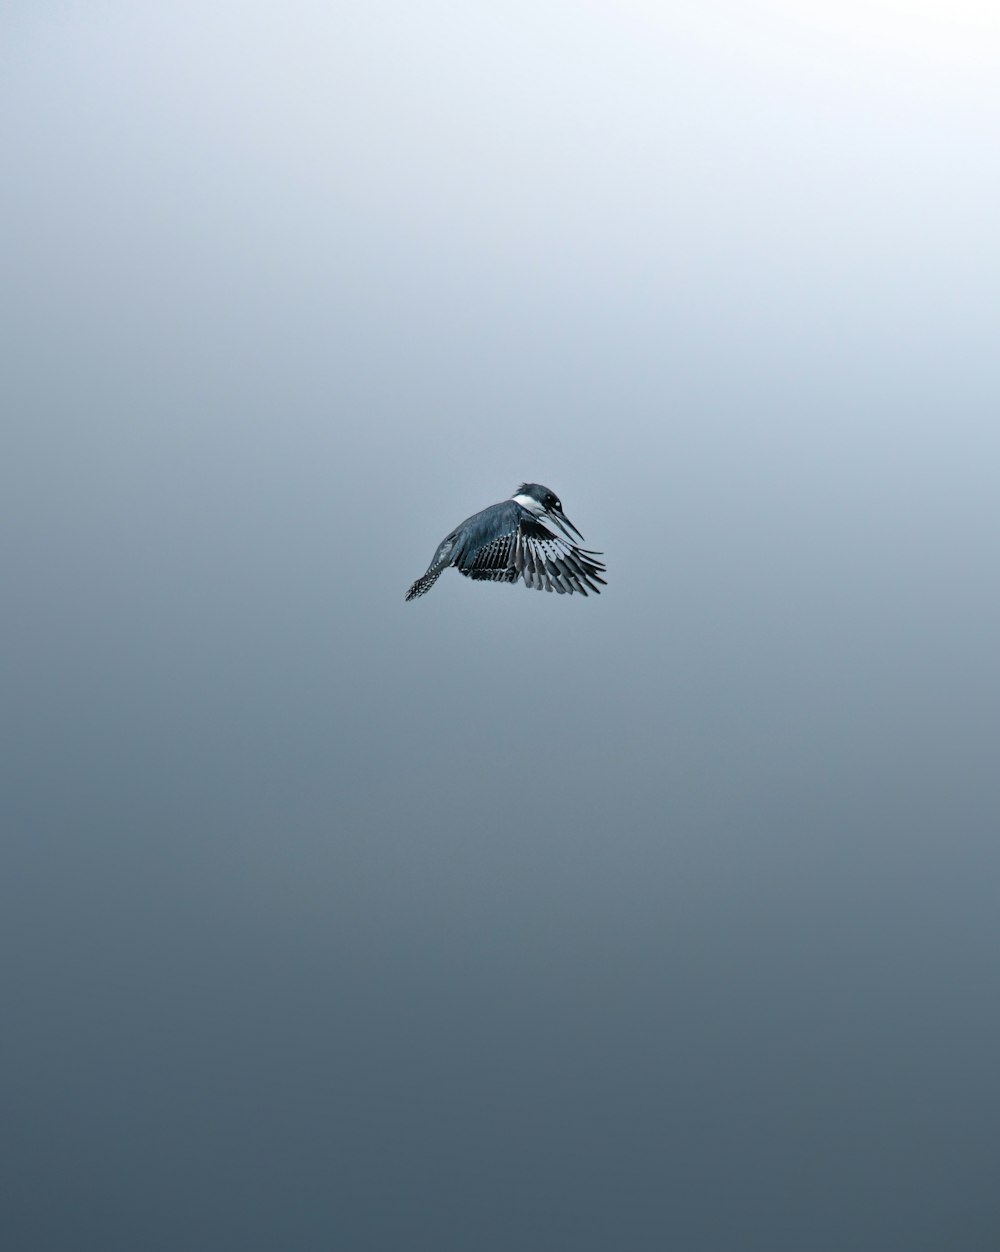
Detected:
left=406, top=483, right=606, bottom=600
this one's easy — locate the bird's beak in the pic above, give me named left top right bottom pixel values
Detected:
left=550, top=509, right=584, bottom=542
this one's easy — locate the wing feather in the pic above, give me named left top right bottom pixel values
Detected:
left=514, top=517, right=606, bottom=595
left=449, top=505, right=606, bottom=594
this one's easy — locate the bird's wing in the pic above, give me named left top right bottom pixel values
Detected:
left=512, top=517, right=607, bottom=595
left=463, top=529, right=520, bottom=583
left=454, top=507, right=606, bottom=594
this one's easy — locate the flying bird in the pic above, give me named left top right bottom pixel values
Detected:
left=406, top=483, right=606, bottom=601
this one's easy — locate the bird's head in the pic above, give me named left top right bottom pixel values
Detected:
left=511, top=482, right=584, bottom=541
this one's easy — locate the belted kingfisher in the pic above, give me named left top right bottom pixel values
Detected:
left=406, top=483, right=606, bottom=600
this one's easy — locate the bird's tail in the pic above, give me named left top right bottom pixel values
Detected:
left=405, top=565, right=445, bottom=601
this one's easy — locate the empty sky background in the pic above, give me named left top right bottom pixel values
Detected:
left=3, top=2, right=999, bottom=1248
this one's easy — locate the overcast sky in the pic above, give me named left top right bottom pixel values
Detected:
left=3, top=2, right=1000, bottom=1248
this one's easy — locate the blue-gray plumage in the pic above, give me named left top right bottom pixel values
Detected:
left=405, top=483, right=606, bottom=601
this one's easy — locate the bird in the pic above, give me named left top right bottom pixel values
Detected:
left=405, top=483, right=606, bottom=601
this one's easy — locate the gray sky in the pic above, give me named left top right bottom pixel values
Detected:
left=3, top=2, right=1000, bottom=1248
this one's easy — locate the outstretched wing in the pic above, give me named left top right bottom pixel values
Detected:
left=512, top=517, right=607, bottom=595
left=461, top=515, right=606, bottom=595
